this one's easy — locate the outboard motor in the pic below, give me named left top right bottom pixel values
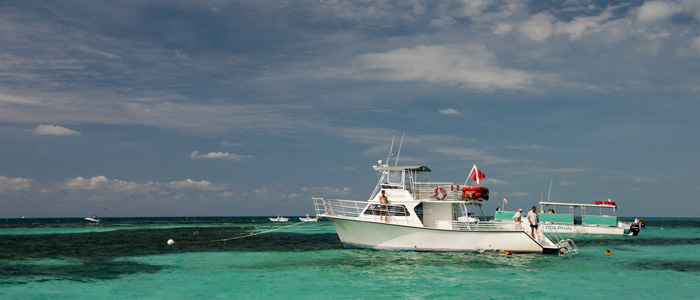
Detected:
left=626, top=223, right=641, bottom=236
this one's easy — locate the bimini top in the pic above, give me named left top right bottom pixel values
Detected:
left=372, top=165, right=431, bottom=172
left=540, top=201, right=617, bottom=208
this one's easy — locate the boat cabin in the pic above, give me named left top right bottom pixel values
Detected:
left=537, top=201, right=620, bottom=226
left=355, top=164, right=487, bottom=228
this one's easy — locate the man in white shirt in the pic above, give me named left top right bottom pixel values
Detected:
left=527, top=206, right=539, bottom=238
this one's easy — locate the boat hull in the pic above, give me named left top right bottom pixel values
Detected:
left=328, top=217, right=553, bottom=253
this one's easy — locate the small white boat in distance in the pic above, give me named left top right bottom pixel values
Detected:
left=85, top=215, right=100, bottom=223
left=269, top=214, right=289, bottom=222
left=299, top=214, right=320, bottom=222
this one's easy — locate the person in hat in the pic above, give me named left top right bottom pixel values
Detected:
left=513, top=209, right=522, bottom=228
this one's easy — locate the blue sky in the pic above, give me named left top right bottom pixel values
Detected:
left=1, top=0, right=699, bottom=218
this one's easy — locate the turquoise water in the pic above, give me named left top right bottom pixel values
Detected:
left=1, top=217, right=699, bottom=299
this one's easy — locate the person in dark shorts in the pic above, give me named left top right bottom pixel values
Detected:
left=379, top=190, right=389, bottom=223
left=527, top=206, right=539, bottom=238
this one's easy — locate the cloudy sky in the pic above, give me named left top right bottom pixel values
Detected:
left=1, top=0, right=699, bottom=218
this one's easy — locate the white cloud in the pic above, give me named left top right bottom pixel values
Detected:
left=189, top=150, right=255, bottom=161
left=353, top=44, right=536, bottom=90
left=518, top=7, right=620, bottom=42
left=482, top=178, right=508, bottom=185
left=636, top=1, right=682, bottom=24
left=301, top=186, right=353, bottom=197
left=0, top=175, right=32, bottom=190
left=57, top=176, right=144, bottom=192
left=554, top=10, right=615, bottom=40
left=57, top=176, right=227, bottom=193
left=459, top=0, right=489, bottom=17
left=431, top=16, right=456, bottom=28
left=0, top=91, right=43, bottom=105
left=504, top=191, right=529, bottom=198
left=430, top=146, right=512, bottom=165
left=168, top=179, right=227, bottom=191
left=520, top=12, right=554, bottom=42
left=692, top=36, right=700, bottom=54
left=494, top=23, right=513, bottom=34
left=439, top=108, right=460, bottom=115
left=504, top=144, right=551, bottom=151
left=33, top=124, right=80, bottom=136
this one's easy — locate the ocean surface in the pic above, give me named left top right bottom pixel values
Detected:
left=1, top=217, right=699, bottom=299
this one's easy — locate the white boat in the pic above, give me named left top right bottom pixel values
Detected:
left=299, top=214, right=320, bottom=222
left=84, top=215, right=100, bottom=223
left=269, top=214, right=289, bottom=222
left=312, top=143, right=576, bottom=254
left=494, top=200, right=643, bottom=236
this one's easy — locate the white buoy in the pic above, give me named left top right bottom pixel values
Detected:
left=167, top=239, right=175, bottom=245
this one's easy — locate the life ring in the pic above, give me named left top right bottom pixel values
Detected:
left=434, top=186, right=447, bottom=200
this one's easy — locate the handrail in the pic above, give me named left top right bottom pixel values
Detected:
left=314, top=198, right=524, bottom=232
left=314, top=198, right=365, bottom=218
left=540, top=221, right=579, bottom=255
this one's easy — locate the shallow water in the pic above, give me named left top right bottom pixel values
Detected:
left=1, top=217, right=698, bottom=299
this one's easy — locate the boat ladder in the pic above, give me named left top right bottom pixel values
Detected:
left=541, top=222, right=579, bottom=255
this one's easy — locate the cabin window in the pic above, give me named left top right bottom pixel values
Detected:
left=382, top=170, right=405, bottom=189
left=387, top=171, right=402, bottom=184
left=363, top=204, right=410, bottom=217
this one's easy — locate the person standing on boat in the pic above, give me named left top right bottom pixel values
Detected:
left=513, top=209, right=522, bottom=228
left=379, top=190, right=389, bottom=223
left=527, top=206, right=539, bottom=238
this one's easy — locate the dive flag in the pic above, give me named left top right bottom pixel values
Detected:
left=503, top=198, right=508, bottom=204
left=469, top=164, right=485, bottom=184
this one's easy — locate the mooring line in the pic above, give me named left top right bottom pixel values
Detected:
left=167, top=221, right=306, bottom=245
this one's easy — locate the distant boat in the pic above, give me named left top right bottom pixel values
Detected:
left=299, top=214, right=320, bottom=222
left=269, top=214, right=289, bottom=222
left=85, top=215, right=100, bottom=223
left=493, top=200, right=644, bottom=236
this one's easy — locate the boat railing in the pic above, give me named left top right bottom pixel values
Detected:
left=539, top=222, right=579, bottom=255
left=428, top=220, right=520, bottom=231
left=314, top=197, right=365, bottom=219
left=313, top=197, right=422, bottom=226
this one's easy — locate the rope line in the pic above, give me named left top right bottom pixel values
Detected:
left=168, top=221, right=306, bottom=245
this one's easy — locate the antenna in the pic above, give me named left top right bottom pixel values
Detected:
left=547, top=179, right=553, bottom=202
left=394, top=132, right=405, bottom=166
left=386, top=135, right=395, bottom=166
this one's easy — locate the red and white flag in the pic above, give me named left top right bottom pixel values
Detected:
left=468, top=164, right=485, bottom=184
left=503, top=198, right=508, bottom=204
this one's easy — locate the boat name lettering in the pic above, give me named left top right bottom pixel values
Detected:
left=544, top=225, right=573, bottom=231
